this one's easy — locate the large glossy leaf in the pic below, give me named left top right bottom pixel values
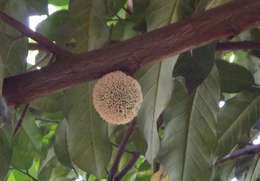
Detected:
left=37, top=0, right=112, bottom=177
left=217, top=89, right=260, bottom=157
left=136, top=57, right=178, bottom=164
left=11, top=112, right=43, bottom=170
left=68, top=0, right=110, bottom=52
left=0, top=129, right=12, bottom=180
left=159, top=66, right=220, bottom=181
left=62, top=83, right=112, bottom=178
left=11, top=129, right=35, bottom=169
left=216, top=60, right=254, bottom=93
left=54, top=0, right=112, bottom=178
left=136, top=0, right=181, bottom=165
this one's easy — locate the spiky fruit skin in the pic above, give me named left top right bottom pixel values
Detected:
left=93, top=71, right=143, bottom=125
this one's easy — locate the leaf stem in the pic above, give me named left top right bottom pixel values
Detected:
left=108, top=119, right=137, bottom=181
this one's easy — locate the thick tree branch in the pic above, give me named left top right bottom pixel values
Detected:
left=0, top=11, right=73, bottom=58
left=216, top=41, right=260, bottom=51
left=3, top=0, right=260, bottom=106
left=30, top=41, right=260, bottom=51
left=114, top=152, right=140, bottom=181
left=216, top=144, right=260, bottom=165
left=108, top=120, right=136, bottom=181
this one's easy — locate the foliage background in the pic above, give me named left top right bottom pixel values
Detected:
left=1, top=0, right=260, bottom=181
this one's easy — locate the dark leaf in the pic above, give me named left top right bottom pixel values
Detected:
left=216, top=60, right=254, bottom=93
left=173, top=44, right=215, bottom=92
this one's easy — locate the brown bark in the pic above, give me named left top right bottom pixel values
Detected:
left=2, top=0, right=260, bottom=106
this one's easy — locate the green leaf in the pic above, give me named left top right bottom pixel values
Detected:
left=136, top=56, right=178, bottom=164
left=25, top=0, right=48, bottom=15
left=217, top=89, right=260, bottom=157
left=173, top=44, right=215, bottom=92
left=0, top=129, right=12, bottom=180
left=36, top=10, right=71, bottom=50
left=2, top=38, right=28, bottom=77
left=159, top=66, right=220, bottom=181
left=0, top=97, right=11, bottom=128
left=22, top=113, right=43, bottom=153
left=0, top=0, right=28, bottom=77
left=54, top=120, right=72, bottom=168
left=38, top=149, right=56, bottom=181
left=216, top=60, right=254, bottom=93
left=7, top=169, right=32, bottom=181
left=111, top=20, right=139, bottom=41
left=68, top=0, right=110, bottom=52
left=55, top=0, right=113, bottom=178
left=243, top=155, right=260, bottom=181
left=49, top=0, right=69, bottom=6
left=211, top=162, right=235, bottom=181
left=136, top=0, right=182, bottom=165
left=61, top=83, right=112, bottom=178
left=11, top=112, right=43, bottom=170
left=106, top=0, right=127, bottom=16
left=145, top=0, right=180, bottom=30
left=11, top=129, right=35, bottom=170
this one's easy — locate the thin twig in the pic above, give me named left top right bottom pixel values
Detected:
left=108, top=120, right=137, bottom=181
left=216, top=41, right=260, bottom=51
left=10, top=167, right=39, bottom=181
left=0, top=11, right=73, bottom=58
left=216, top=144, right=260, bottom=165
left=13, top=104, right=29, bottom=136
left=114, top=152, right=140, bottom=181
